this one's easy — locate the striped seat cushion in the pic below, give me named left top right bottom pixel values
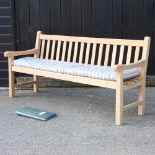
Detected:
left=13, top=57, right=140, bottom=81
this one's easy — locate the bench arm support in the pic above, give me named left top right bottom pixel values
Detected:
left=4, top=48, right=39, bottom=58
left=112, top=60, right=146, bottom=72
left=113, top=60, right=146, bottom=125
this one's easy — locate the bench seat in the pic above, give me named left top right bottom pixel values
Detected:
left=13, top=57, right=140, bottom=81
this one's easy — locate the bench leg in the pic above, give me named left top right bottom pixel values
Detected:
left=8, top=58, right=15, bottom=98
left=138, top=85, right=145, bottom=115
left=33, top=75, right=39, bottom=93
left=115, top=71, right=123, bottom=126
left=115, top=88, right=123, bottom=125
left=9, top=71, right=15, bottom=98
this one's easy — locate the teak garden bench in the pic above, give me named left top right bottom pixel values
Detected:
left=4, top=31, right=151, bottom=125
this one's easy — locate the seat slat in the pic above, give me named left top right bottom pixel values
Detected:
left=97, top=44, right=103, bottom=65
left=73, top=42, right=78, bottom=63
left=61, top=41, right=67, bottom=61
left=85, top=43, right=90, bottom=64
left=111, top=45, right=117, bottom=66
left=134, top=46, right=140, bottom=62
left=91, top=43, right=97, bottom=65
left=51, top=40, right=55, bottom=60
left=45, top=40, right=50, bottom=59
left=104, top=44, right=110, bottom=66
left=118, top=45, right=124, bottom=64
left=40, top=40, right=45, bottom=59
left=79, top=42, right=84, bottom=64
left=56, top=41, right=61, bottom=61
left=67, top=42, right=73, bottom=62
left=126, top=46, right=132, bottom=64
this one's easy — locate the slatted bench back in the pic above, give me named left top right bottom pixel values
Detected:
left=35, top=31, right=149, bottom=67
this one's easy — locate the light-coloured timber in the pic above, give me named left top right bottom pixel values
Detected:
left=104, top=44, right=110, bottom=66
left=119, top=45, right=124, bottom=65
left=85, top=43, right=90, bottom=64
left=56, top=41, right=61, bottom=61
left=91, top=43, right=97, bottom=64
left=4, top=48, right=39, bottom=57
left=123, top=101, right=139, bottom=111
left=67, top=42, right=72, bottom=62
left=61, top=41, right=67, bottom=61
left=15, top=81, right=36, bottom=88
left=12, top=66, right=116, bottom=89
left=111, top=45, right=117, bottom=66
left=33, top=31, right=42, bottom=92
left=51, top=40, right=55, bottom=60
left=45, top=40, right=50, bottom=59
left=126, top=46, right=132, bottom=64
left=73, top=42, right=78, bottom=63
left=40, top=34, right=144, bottom=46
left=134, top=46, right=140, bottom=62
left=97, top=44, right=103, bottom=65
left=79, top=42, right=84, bottom=64
left=40, top=39, right=45, bottom=59
left=4, top=31, right=151, bottom=125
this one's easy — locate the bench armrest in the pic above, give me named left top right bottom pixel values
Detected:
left=112, top=60, right=146, bottom=72
left=4, top=48, right=39, bottom=57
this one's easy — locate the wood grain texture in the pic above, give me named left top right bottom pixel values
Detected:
left=85, top=43, right=90, bottom=64
left=134, top=46, right=140, bottom=62
left=61, top=41, right=67, bottom=61
left=40, top=40, right=45, bottom=59
left=97, top=44, right=103, bottom=65
left=56, top=41, right=61, bottom=61
left=104, top=44, right=110, bottom=66
left=67, top=42, right=73, bottom=62
left=79, top=42, right=84, bottom=63
left=51, top=40, right=56, bottom=60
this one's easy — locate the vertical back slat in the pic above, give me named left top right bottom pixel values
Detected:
left=51, top=40, right=56, bottom=60
left=126, top=46, right=132, bottom=64
left=73, top=42, right=78, bottom=63
left=61, top=41, right=67, bottom=61
left=79, top=42, right=84, bottom=63
left=56, top=41, right=61, bottom=61
left=35, top=31, right=42, bottom=58
left=91, top=43, right=97, bottom=64
left=67, top=42, right=73, bottom=62
left=45, top=40, right=50, bottom=59
left=104, top=44, right=110, bottom=66
left=118, top=45, right=124, bottom=64
left=38, top=36, right=145, bottom=68
left=134, top=46, right=140, bottom=62
left=142, top=37, right=150, bottom=60
left=97, top=44, right=103, bottom=65
left=40, top=39, right=45, bottom=59
left=85, top=43, right=90, bottom=64
left=111, top=45, right=117, bottom=66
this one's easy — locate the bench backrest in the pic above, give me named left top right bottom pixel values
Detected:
left=35, top=31, right=150, bottom=67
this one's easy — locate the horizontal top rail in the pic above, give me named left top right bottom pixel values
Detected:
left=40, top=34, right=145, bottom=47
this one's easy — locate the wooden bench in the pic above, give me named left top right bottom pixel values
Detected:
left=4, top=31, right=151, bottom=125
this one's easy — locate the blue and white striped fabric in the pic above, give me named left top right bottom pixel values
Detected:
left=13, top=57, right=140, bottom=81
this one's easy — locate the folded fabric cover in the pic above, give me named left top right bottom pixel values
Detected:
left=13, top=57, right=140, bottom=81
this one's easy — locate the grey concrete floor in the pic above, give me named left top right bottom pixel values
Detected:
left=0, top=87, right=155, bottom=155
